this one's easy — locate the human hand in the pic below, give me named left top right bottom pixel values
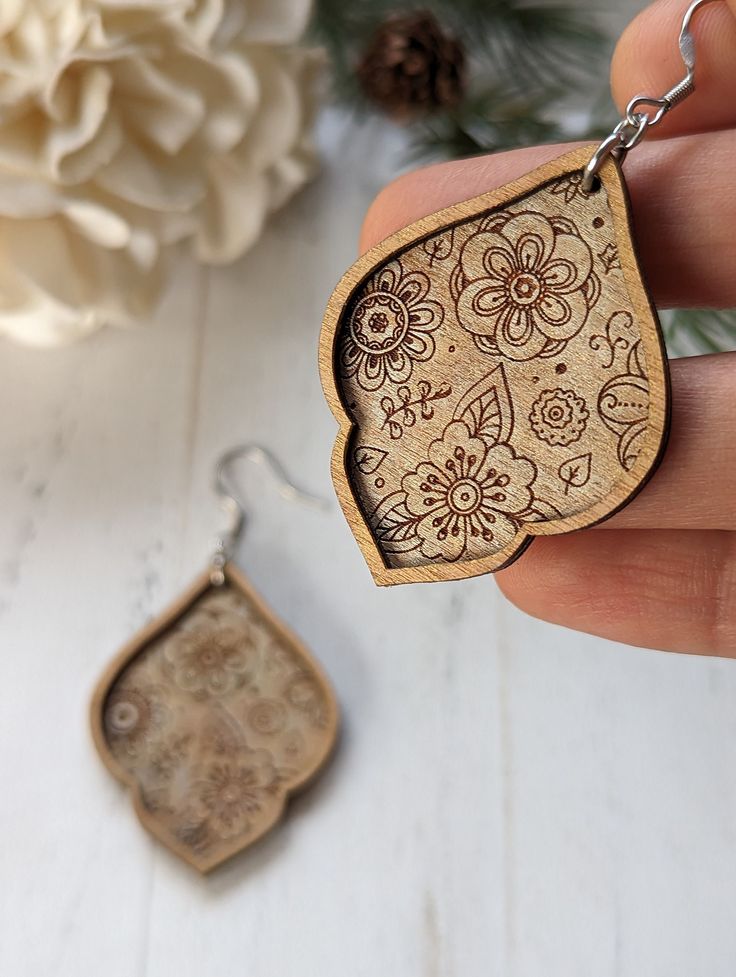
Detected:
left=358, top=0, right=736, bottom=655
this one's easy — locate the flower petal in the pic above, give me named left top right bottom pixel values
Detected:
left=359, top=352, right=387, bottom=391
left=456, top=279, right=505, bottom=337
left=502, top=213, right=555, bottom=270
left=483, top=246, right=516, bottom=282
left=428, top=420, right=487, bottom=479
left=402, top=328, right=435, bottom=361
left=375, top=260, right=400, bottom=294
left=417, top=510, right=467, bottom=563
left=408, top=299, right=443, bottom=331
left=494, top=307, right=548, bottom=360
left=536, top=288, right=588, bottom=340
left=402, top=467, right=448, bottom=516
left=385, top=348, right=412, bottom=384
left=398, top=271, right=430, bottom=305
left=545, top=231, right=592, bottom=291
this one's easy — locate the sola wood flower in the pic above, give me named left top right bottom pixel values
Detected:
left=0, top=0, right=320, bottom=345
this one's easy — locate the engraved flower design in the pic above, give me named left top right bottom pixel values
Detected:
left=285, top=674, right=327, bottom=727
left=248, top=699, right=288, bottom=735
left=195, top=750, right=278, bottom=839
left=529, top=388, right=589, bottom=446
left=402, top=420, right=536, bottom=563
left=549, top=172, right=586, bottom=203
left=105, top=686, right=164, bottom=748
left=165, top=621, right=253, bottom=697
left=455, top=212, right=594, bottom=360
left=341, top=259, right=443, bottom=391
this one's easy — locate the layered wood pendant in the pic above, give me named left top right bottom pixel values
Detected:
left=320, top=146, right=670, bottom=585
left=91, top=565, right=338, bottom=872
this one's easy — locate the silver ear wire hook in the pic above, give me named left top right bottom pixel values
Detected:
left=582, top=0, right=722, bottom=191
left=210, top=444, right=328, bottom=585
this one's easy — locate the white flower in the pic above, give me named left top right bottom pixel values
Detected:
left=0, top=0, right=319, bottom=345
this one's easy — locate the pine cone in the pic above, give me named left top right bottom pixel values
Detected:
left=357, top=11, right=466, bottom=120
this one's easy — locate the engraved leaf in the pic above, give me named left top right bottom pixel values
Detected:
left=353, top=445, right=388, bottom=475
left=558, top=452, right=592, bottom=495
left=422, top=229, right=454, bottom=265
left=372, top=492, right=421, bottom=554
left=453, top=363, right=513, bottom=446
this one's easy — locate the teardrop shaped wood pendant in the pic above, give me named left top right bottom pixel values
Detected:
left=91, top=564, right=338, bottom=872
left=320, top=146, right=670, bottom=584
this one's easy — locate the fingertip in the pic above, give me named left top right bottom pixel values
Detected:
left=359, top=143, right=577, bottom=255
left=494, top=537, right=584, bottom=624
left=359, top=170, right=420, bottom=254
left=610, top=0, right=736, bottom=136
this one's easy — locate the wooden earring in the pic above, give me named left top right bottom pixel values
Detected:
left=91, top=446, right=338, bottom=873
left=319, top=0, right=719, bottom=586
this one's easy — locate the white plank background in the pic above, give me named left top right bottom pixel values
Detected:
left=2, top=96, right=736, bottom=977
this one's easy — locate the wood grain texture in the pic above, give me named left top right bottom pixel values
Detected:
left=320, top=146, right=670, bottom=585
left=91, top=563, right=338, bottom=873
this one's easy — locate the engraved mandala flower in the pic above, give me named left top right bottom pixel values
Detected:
left=455, top=212, right=595, bottom=360
left=529, top=388, right=589, bottom=447
left=341, top=259, right=443, bottom=391
left=104, top=685, right=168, bottom=755
left=402, top=420, right=536, bottom=563
left=248, top=698, right=288, bottom=735
left=105, top=688, right=152, bottom=743
left=195, top=750, right=278, bottom=839
left=165, top=623, right=253, bottom=697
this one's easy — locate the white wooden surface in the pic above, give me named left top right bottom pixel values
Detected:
left=2, top=110, right=736, bottom=977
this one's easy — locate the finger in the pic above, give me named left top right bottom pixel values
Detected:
left=611, top=0, right=736, bottom=138
left=496, top=529, right=736, bottom=656
left=360, top=129, right=736, bottom=308
left=605, top=352, right=736, bottom=530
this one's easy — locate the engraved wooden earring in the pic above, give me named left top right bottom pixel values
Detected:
left=320, top=0, right=720, bottom=586
left=91, top=445, right=338, bottom=873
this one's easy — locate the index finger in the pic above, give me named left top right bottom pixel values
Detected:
left=611, top=0, right=736, bottom=137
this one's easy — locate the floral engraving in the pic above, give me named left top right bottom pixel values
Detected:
left=373, top=367, right=538, bottom=564
left=332, top=161, right=663, bottom=578
left=529, top=388, right=588, bottom=447
left=164, top=620, right=253, bottom=697
left=401, top=420, right=536, bottom=562
left=341, top=259, right=443, bottom=390
left=549, top=171, right=587, bottom=203
left=105, top=686, right=167, bottom=754
left=285, top=673, right=329, bottom=728
left=453, top=212, right=597, bottom=360
left=95, top=579, right=337, bottom=871
left=195, top=750, right=279, bottom=839
left=453, top=362, right=513, bottom=444
left=598, top=340, right=650, bottom=470
left=248, top=699, right=287, bottom=735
